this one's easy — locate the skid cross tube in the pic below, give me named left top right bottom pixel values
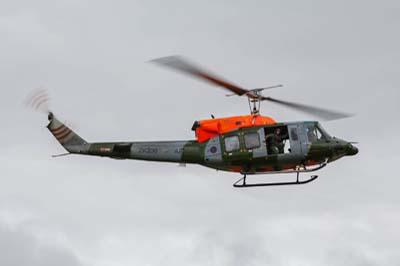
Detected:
left=233, top=161, right=327, bottom=188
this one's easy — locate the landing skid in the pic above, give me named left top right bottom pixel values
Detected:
left=233, top=161, right=327, bottom=188
left=233, top=173, right=318, bottom=187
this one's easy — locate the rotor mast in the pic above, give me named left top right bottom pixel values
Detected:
left=246, top=85, right=283, bottom=115
left=248, top=91, right=262, bottom=115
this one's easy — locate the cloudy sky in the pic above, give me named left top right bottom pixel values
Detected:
left=1, top=0, right=400, bottom=265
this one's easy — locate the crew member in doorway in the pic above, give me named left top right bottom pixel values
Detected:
left=266, top=128, right=286, bottom=154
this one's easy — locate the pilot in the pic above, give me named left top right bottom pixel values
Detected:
left=307, top=127, right=317, bottom=142
left=266, top=128, right=286, bottom=154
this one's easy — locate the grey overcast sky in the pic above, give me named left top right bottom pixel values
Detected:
left=1, top=0, right=400, bottom=265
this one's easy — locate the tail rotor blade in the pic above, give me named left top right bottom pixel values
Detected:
left=25, top=88, right=51, bottom=114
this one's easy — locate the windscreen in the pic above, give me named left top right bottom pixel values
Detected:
left=305, top=122, right=331, bottom=142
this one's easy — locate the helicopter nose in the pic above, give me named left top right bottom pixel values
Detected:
left=346, top=143, right=358, bottom=156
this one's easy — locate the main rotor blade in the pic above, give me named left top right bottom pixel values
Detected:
left=151, top=55, right=249, bottom=96
left=263, top=97, right=353, bottom=121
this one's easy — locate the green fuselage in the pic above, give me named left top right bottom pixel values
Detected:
left=58, top=121, right=357, bottom=174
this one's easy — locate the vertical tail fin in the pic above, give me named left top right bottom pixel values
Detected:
left=47, top=112, right=89, bottom=154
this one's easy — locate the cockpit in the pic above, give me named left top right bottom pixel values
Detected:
left=304, top=122, right=331, bottom=142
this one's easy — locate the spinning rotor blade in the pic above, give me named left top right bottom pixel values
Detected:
left=25, top=88, right=51, bottom=114
left=151, top=55, right=249, bottom=96
left=263, top=97, right=353, bottom=121
left=151, top=55, right=352, bottom=121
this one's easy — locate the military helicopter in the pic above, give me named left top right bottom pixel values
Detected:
left=30, top=56, right=358, bottom=187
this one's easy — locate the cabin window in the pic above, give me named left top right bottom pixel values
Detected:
left=244, top=132, right=260, bottom=149
left=290, top=128, right=299, bottom=141
left=224, top=135, right=240, bottom=152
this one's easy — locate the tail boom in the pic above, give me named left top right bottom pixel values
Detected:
left=88, top=141, right=198, bottom=163
left=47, top=113, right=203, bottom=164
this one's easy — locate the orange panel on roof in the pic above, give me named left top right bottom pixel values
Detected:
left=194, top=114, right=275, bottom=142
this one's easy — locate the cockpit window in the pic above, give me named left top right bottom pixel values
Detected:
left=317, top=123, right=331, bottom=139
left=305, top=122, right=330, bottom=142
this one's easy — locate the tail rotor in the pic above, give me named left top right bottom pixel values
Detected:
left=25, top=88, right=51, bottom=114
left=26, top=88, right=88, bottom=154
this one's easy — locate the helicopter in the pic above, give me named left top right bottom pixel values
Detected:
left=31, top=56, right=358, bottom=188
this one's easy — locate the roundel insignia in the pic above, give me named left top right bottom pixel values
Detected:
left=210, top=146, right=217, bottom=153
